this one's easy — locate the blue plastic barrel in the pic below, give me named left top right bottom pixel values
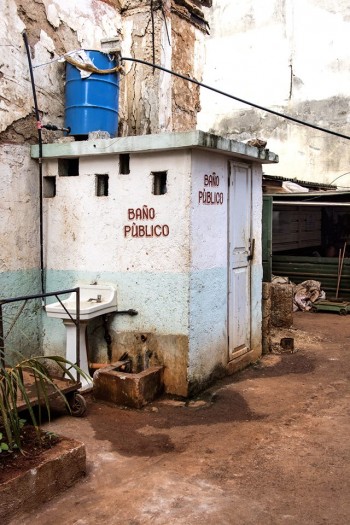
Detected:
left=65, top=51, right=119, bottom=137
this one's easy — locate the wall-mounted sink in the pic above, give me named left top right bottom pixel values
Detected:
left=45, top=284, right=118, bottom=390
left=46, top=284, right=117, bottom=321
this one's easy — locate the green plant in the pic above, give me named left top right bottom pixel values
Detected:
left=0, top=355, right=87, bottom=451
left=0, top=432, right=9, bottom=453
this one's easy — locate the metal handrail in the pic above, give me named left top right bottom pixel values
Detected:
left=0, top=288, right=80, bottom=382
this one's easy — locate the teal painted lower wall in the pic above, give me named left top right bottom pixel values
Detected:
left=189, top=267, right=228, bottom=388
left=0, top=269, right=43, bottom=362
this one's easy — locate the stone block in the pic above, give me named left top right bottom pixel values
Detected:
left=93, top=363, right=164, bottom=409
left=271, top=283, right=293, bottom=328
left=0, top=438, right=86, bottom=523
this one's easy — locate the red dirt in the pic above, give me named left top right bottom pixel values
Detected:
left=11, top=312, right=350, bottom=524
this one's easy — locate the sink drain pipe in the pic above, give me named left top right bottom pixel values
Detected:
left=89, top=309, right=138, bottom=370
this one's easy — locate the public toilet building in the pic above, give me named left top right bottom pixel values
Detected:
left=32, top=131, right=278, bottom=396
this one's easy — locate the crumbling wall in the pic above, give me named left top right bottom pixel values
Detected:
left=120, top=0, right=209, bottom=135
left=120, top=3, right=166, bottom=135
left=171, top=12, right=201, bottom=131
left=198, top=0, right=350, bottom=185
left=1, top=0, right=210, bottom=141
left=0, top=0, right=122, bottom=144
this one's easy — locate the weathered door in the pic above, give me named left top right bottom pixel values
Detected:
left=228, top=162, right=252, bottom=359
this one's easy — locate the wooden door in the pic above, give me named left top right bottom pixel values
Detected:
left=228, top=162, right=252, bottom=359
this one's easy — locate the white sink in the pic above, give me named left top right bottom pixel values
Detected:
left=46, top=284, right=117, bottom=321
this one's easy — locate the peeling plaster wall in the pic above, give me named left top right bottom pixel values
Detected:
left=120, top=0, right=207, bottom=135
left=0, top=0, right=122, bottom=143
left=198, top=0, right=350, bottom=185
left=171, top=14, right=201, bottom=132
left=1, top=0, right=208, bottom=139
left=120, top=5, right=167, bottom=135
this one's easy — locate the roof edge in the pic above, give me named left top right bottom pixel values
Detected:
left=31, top=130, right=279, bottom=164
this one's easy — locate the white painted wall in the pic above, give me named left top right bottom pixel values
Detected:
left=188, top=150, right=229, bottom=386
left=250, top=163, right=263, bottom=351
left=188, top=152, right=263, bottom=388
left=43, top=149, right=192, bottom=339
left=198, top=0, right=350, bottom=186
left=45, top=150, right=191, bottom=275
left=0, top=146, right=40, bottom=273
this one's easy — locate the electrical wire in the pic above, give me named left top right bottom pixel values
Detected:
left=161, top=4, right=171, bottom=46
left=329, top=171, right=350, bottom=185
left=120, top=56, right=350, bottom=141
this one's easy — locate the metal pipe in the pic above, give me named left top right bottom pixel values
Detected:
left=76, top=287, right=80, bottom=383
left=0, top=288, right=80, bottom=373
left=0, top=304, right=4, bottom=368
left=22, top=32, right=45, bottom=297
left=114, top=309, right=138, bottom=316
left=0, top=288, right=80, bottom=305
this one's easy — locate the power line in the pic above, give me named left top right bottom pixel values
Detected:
left=120, top=56, right=350, bottom=141
left=329, top=171, right=350, bottom=185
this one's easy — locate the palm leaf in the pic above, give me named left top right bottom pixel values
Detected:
left=0, top=354, right=87, bottom=450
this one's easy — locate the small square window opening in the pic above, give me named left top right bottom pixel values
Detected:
left=58, top=158, right=79, bottom=176
left=152, top=171, right=167, bottom=195
left=43, top=176, right=56, bottom=198
left=96, top=174, right=109, bottom=196
left=119, top=154, right=130, bottom=174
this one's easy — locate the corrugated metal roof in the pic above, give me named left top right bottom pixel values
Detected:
left=267, top=190, right=350, bottom=202
left=263, top=174, right=336, bottom=190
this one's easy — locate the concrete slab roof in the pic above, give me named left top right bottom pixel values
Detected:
left=31, top=130, right=279, bottom=164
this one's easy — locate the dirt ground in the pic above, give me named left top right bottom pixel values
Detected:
left=13, top=312, right=350, bottom=525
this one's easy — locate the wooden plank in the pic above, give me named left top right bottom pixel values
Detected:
left=15, top=371, right=78, bottom=412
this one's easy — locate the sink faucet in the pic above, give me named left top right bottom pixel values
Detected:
left=88, top=295, right=102, bottom=303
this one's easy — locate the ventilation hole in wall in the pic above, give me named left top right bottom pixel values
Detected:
left=152, top=171, right=167, bottom=195
left=58, top=158, right=79, bottom=176
left=96, top=174, right=109, bottom=196
left=119, top=154, right=130, bottom=174
left=43, top=176, right=56, bottom=198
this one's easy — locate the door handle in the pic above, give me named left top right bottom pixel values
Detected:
left=247, top=238, right=255, bottom=261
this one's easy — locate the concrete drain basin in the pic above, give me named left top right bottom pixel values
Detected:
left=93, top=361, right=164, bottom=408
